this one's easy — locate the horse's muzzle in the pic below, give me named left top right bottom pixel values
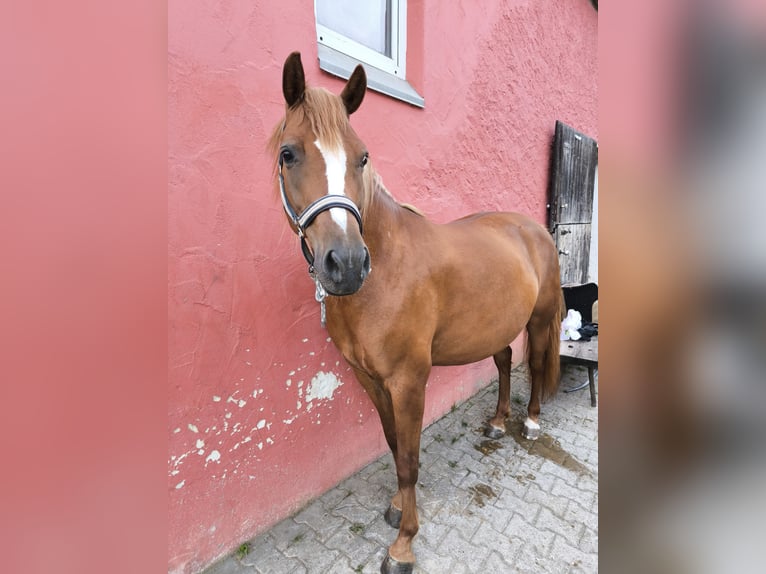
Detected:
left=317, top=244, right=371, bottom=295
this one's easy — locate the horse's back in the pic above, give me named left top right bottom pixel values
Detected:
left=445, top=211, right=557, bottom=280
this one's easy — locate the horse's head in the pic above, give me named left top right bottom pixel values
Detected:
left=274, top=52, right=371, bottom=296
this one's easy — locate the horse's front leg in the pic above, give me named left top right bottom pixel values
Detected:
left=381, top=365, right=429, bottom=574
left=351, top=368, right=403, bottom=527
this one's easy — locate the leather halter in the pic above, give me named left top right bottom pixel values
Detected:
left=278, top=154, right=364, bottom=267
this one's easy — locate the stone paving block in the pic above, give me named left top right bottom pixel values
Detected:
left=340, top=475, right=390, bottom=512
left=524, top=465, right=559, bottom=493
left=564, top=441, right=595, bottom=465
left=492, top=490, right=539, bottom=531
left=470, top=521, right=523, bottom=564
left=353, top=554, right=394, bottom=574
left=443, top=561, right=474, bottom=574
left=578, top=526, right=598, bottom=554
left=550, top=427, right=580, bottom=449
left=246, top=547, right=298, bottom=574
left=431, top=496, right=468, bottom=525
left=446, top=454, right=474, bottom=486
left=525, top=482, right=570, bottom=518
left=459, top=449, right=502, bottom=477
left=536, top=506, right=583, bottom=549
left=268, top=519, right=311, bottom=553
left=512, top=543, right=557, bottom=574
left=417, top=515, right=451, bottom=548
left=573, top=431, right=597, bottom=450
left=283, top=534, right=339, bottom=573
left=481, top=550, right=515, bottom=573
left=413, top=544, right=455, bottom=574
left=446, top=507, right=485, bottom=543
left=421, top=436, right=460, bottom=462
left=285, top=562, right=307, bottom=574
left=364, top=465, right=396, bottom=492
left=555, top=479, right=597, bottom=522
left=317, top=484, right=353, bottom=510
left=331, top=493, right=383, bottom=526
left=233, top=550, right=283, bottom=573
left=565, top=498, right=596, bottom=529
left=584, top=446, right=598, bottom=466
left=436, top=528, right=490, bottom=573
left=321, top=556, right=354, bottom=574
left=475, top=494, right=514, bottom=534
left=550, top=533, right=598, bottom=573
left=206, top=556, right=255, bottom=574
left=245, top=531, right=277, bottom=560
left=504, top=513, right=555, bottom=555
left=355, top=515, right=395, bottom=549
left=292, top=500, right=344, bottom=542
left=575, top=480, right=598, bottom=504
left=494, top=468, right=533, bottom=500
left=324, top=524, right=381, bottom=568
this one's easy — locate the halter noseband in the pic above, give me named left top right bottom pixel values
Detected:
left=278, top=154, right=364, bottom=268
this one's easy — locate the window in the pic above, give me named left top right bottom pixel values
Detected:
left=314, top=0, right=424, bottom=108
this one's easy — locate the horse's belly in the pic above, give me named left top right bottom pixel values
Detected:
left=429, top=252, right=539, bottom=365
left=430, top=308, right=530, bottom=366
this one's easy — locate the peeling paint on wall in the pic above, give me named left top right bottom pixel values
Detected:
left=304, top=371, right=343, bottom=403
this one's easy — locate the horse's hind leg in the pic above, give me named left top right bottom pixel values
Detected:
left=523, top=323, right=545, bottom=440
left=523, top=307, right=562, bottom=440
left=485, top=346, right=512, bottom=439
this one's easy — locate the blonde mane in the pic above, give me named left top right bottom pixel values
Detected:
left=267, top=87, right=349, bottom=158
left=268, top=86, right=423, bottom=220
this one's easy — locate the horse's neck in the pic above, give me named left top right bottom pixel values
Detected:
left=365, top=175, right=412, bottom=236
left=361, top=176, right=431, bottom=275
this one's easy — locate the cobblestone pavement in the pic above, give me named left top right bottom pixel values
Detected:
left=203, top=364, right=598, bottom=573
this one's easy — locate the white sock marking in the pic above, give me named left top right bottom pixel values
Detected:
left=314, top=140, right=348, bottom=232
left=524, top=417, right=540, bottom=430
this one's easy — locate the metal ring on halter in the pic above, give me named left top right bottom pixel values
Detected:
left=278, top=155, right=364, bottom=267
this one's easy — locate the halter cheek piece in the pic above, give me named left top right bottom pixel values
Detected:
left=278, top=154, right=364, bottom=269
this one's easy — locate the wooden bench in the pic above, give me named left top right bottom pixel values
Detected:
left=560, top=336, right=598, bottom=407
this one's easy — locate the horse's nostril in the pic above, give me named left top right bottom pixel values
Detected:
left=325, top=250, right=344, bottom=283
left=362, top=248, right=371, bottom=275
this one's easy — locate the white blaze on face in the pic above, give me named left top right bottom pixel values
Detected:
left=314, top=139, right=348, bottom=232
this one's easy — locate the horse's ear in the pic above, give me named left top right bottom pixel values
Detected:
left=282, top=52, right=306, bottom=108
left=341, top=64, right=367, bottom=115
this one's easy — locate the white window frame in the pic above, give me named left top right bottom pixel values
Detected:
left=314, top=0, right=424, bottom=108
left=316, top=0, right=405, bottom=77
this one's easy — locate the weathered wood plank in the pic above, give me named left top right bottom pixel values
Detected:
left=548, top=120, right=598, bottom=229
left=560, top=337, right=598, bottom=364
left=555, top=223, right=592, bottom=285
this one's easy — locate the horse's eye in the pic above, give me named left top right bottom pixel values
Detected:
left=280, top=148, right=295, bottom=164
left=360, top=152, right=369, bottom=168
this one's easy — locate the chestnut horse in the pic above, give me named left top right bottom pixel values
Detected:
left=270, top=52, right=564, bottom=574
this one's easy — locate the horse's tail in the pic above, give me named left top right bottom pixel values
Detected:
left=540, top=289, right=565, bottom=402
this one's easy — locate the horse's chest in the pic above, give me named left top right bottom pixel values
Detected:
left=327, top=309, right=419, bottom=379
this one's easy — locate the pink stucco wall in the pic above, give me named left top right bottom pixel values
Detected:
left=168, top=1, right=597, bottom=572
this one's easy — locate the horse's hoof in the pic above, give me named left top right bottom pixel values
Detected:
left=384, top=503, right=402, bottom=529
left=522, top=419, right=540, bottom=440
left=380, top=553, right=414, bottom=574
left=484, top=424, right=505, bottom=440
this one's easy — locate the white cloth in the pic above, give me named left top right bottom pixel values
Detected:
left=560, top=309, right=582, bottom=341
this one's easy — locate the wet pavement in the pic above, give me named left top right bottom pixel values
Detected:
left=202, top=364, right=598, bottom=573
